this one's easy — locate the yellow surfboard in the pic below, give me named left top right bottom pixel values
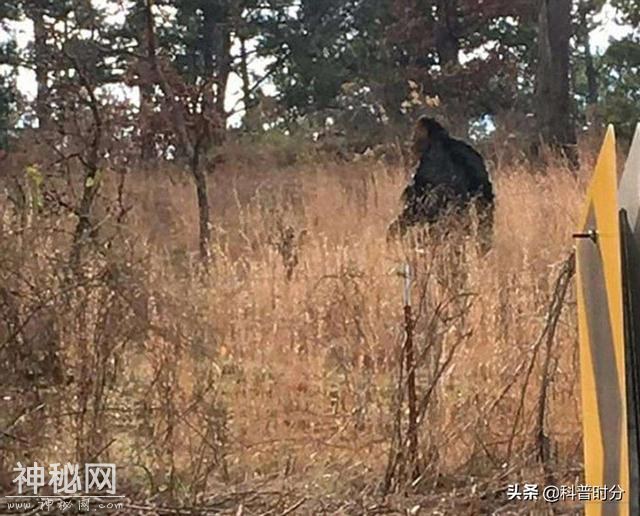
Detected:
left=576, top=125, right=629, bottom=516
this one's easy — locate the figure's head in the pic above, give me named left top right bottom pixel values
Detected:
left=411, top=116, right=449, bottom=158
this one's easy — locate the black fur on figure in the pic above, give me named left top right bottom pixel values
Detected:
left=388, top=116, right=495, bottom=251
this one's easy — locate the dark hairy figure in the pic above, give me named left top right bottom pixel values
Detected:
left=388, top=116, right=495, bottom=250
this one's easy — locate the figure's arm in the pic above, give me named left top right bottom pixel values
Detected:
left=411, top=155, right=431, bottom=192
left=449, top=140, right=494, bottom=202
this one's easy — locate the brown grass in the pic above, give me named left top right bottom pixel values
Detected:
left=0, top=148, right=591, bottom=513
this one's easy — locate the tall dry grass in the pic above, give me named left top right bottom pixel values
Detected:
left=0, top=148, right=590, bottom=512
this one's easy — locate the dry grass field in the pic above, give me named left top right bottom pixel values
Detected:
left=0, top=142, right=598, bottom=514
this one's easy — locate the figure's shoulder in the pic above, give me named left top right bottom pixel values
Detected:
left=446, top=137, right=484, bottom=159
left=446, top=138, right=487, bottom=169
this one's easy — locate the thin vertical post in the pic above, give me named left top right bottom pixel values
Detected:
left=403, top=263, right=419, bottom=480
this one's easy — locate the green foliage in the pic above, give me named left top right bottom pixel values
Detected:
left=254, top=0, right=540, bottom=135
left=1, top=0, right=639, bottom=150
left=158, top=0, right=231, bottom=83
left=256, top=0, right=367, bottom=114
left=611, top=0, right=640, bottom=25
left=0, top=37, right=19, bottom=66
left=572, top=0, right=606, bottom=122
left=600, top=35, right=640, bottom=140
left=0, top=73, right=16, bottom=150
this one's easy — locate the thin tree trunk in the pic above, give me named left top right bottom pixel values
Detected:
left=33, top=10, right=50, bottom=131
left=139, top=84, right=156, bottom=160
left=584, top=40, right=598, bottom=106
left=580, top=5, right=599, bottom=106
left=201, top=2, right=216, bottom=78
left=576, top=3, right=599, bottom=126
left=132, top=0, right=156, bottom=160
left=239, top=37, right=254, bottom=132
left=144, top=0, right=211, bottom=263
left=435, top=0, right=460, bottom=67
left=215, top=28, right=232, bottom=134
left=191, top=151, right=211, bottom=262
left=535, top=0, right=578, bottom=166
left=201, top=2, right=230, bottom=139
left=68, top=61, right=103, bottom=270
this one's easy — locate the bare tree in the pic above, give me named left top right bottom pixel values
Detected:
left=67, top=58, right=103, bottom=270
left=143, top=0, right=218, bottom=264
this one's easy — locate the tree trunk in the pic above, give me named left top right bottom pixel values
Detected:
left=201, top=2, right=216, bottom=78
left=201, top=2, right=230, bottom=139
left=535, top=0, right=578, bottom=166
left=191, top=151, right=211, bottom=263
left=576, top=3, right=599, bottom=127
left=32, top=9, right=50, bottom=131
left=145, top=0, right=211, bottom=263
left=139, top=83, right=156, bottom=160
left=584, top=39, right=598, bottom=106
left=215, top=28, right=232, bottom=133
left=69, top=66, right=103, bottom=271
left=239, top=37, right=255, bottom=132
left=435, top=0, right=460, bottom=67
